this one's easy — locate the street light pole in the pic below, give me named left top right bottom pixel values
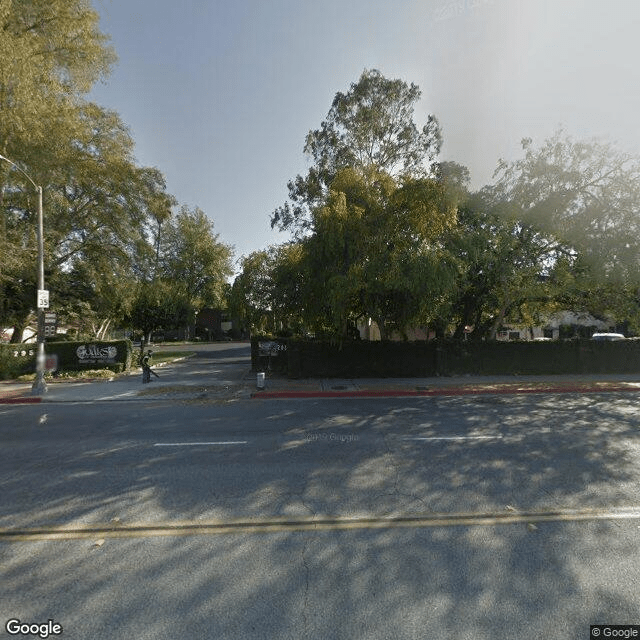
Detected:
left=0, top=154, right=47, bottom=395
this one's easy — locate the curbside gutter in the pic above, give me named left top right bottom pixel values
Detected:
left=0, top=396, right=42, bottom=404
left=3, top=375, right=640, bottom=404
left=251, top=382, right=640, bottom=399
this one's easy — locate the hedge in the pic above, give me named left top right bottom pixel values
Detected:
left=0, top=345, right=37, bottom=380
left=251, top=337, right=640, bottom=378
left=0, top=340, right=133, bottom=380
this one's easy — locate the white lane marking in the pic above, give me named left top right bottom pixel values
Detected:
left=39, top=414, right=48, bottom=424
left=154, top=441, right=248, bottom=447
left=405, top=435, right=503, bottom=441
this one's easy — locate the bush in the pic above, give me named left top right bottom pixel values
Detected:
left=0, top=340, right=134, bottom=380
left=0, top=345, right=37, bottom=380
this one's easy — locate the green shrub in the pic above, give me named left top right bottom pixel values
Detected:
left=0, top=345, right=37, bottom=380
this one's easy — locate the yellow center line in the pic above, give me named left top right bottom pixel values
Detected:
left=2, top=507, right=640, bottom=541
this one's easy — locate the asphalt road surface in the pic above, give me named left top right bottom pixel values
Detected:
left=1, top=357, right=640, bottom=639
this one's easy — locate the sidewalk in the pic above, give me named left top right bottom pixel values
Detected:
left=252, top=372, right=640, bottom=398
left=0, top=361, right=250, bottom=404
left=3, top=368, right=640, bottom=403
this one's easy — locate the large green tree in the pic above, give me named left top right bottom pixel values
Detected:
left=271, top=69, right=442, bottom=234
left=229, top=250, right=277, bottom=335
left=229, top=243, right=307, bottom=336
left=1, top=0, right=118, bottom=340
left=443, top=190, right=568, bottom=340
left=492, top=131, right=640, bottom=283
left=0, top=0, right=116, bottom=162
left=477, top=131, right=640, bottom=336
left=1, top=102, right=174, bottom=341
left=158, top=206, right=234, bottom=310
left=0, top=2, right=187, bottom=341
left=293, top=166, right=458, bottom=338
left=126, top=279, right=191, bottom=347
left=268, top=70, right=454, bottom=338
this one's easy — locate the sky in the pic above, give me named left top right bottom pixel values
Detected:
left=90, top=0, right=640, bottom=274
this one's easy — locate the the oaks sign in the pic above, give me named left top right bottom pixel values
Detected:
left=75, top=344, right=118, bottom=364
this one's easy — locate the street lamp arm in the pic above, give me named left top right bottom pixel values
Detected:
left=0, top=153, right=40, bottom=191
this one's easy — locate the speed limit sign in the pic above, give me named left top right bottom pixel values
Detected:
left=37, top=289, right=49, bottom=309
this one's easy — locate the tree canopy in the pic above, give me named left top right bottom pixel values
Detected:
left=271, top=69, right=442, bottom=234
left=492, top=131, right=640, bottom=283
left=0, top=0, right=116, bottom=163
left=1, top=1, right=233, bottom=343
left=262, top=91, right=640, bottom=340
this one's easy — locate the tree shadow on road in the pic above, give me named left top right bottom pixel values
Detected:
left=1, top=392, right=640, bottom=638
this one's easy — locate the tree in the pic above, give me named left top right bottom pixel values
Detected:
left=1, top=2, right=238, bottom=346
left=443, top=191, right=566, bottom=340
left=491, top=131, right=640, bottom=284
left=271, top=69, right=442, bottom=234
left=299, top=166, right=458, bottom=338
left=229, top=250, right=276, bottom=335
left=0, top=0, right=116, bottom=182
left=0, top=0, right=118, bottom=339
left=462, top=131, right=640, bottom=338
left=1, top=102, right=175, bottom=340
left=230, top=243, right=307, bottom=336
left=268, top=242, right=308, bottom=334
left=441, top=131, right=640, bottom=341
left=126, top=280, right=191, bottom=347
left=126, top=204, right=234, bottom=346
left=158, top=206, right=234, bottom=312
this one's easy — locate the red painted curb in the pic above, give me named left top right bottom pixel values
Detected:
left=251, top=385, right=640, bottom=399
left=0, top=396, right=42, bottom=404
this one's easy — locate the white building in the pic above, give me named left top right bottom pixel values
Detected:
left=0, top=326, right=37, bottom=343
left=496, top=311, right=614, bottom=341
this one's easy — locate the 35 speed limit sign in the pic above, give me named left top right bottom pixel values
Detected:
left=37, top=289, right=49, bottom=309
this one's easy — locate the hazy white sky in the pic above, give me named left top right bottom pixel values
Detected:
left=90, top=0, right=640, bottom=269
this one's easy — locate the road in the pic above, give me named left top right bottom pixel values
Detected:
left=1, top=348, right=639, bottom=639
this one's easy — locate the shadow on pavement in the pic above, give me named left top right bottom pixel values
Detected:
left=1, top=393, right=640, bottom=638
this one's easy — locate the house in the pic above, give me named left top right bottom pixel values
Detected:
left=357, top=309, right=617, bottom=342
left=195, top=308, right=233, bottom=341
left=1, top=326, right=37, bottom=343
left=496, top=311, right=615, bottom=341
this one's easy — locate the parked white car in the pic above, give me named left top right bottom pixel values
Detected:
left=590, top=333, right=625, bottom=341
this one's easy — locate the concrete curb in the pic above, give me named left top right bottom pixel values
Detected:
left=0, top=396, right=42, bottom=404
left=251, top=383, right=640, bottom=399
left=4, top=372, right=640, bottom=404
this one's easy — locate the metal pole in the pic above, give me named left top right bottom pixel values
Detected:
left=0, top=154, right=47, bottom=394
left=32, top=185, right=47, bottom=395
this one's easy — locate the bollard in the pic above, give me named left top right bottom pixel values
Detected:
left=256, top=372, right=265, bottom=389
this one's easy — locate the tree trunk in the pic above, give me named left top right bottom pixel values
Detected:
left=433, top=318, right=448, bottom=340
left=372, top=315, right=388, bottom=340
left=96, top=318, right=112, bottom=341
left=9, top=323, right=24, bottom=343
left=9, top=314, right=29, bottom=343
left=488, top=304, right=508, bottom=341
